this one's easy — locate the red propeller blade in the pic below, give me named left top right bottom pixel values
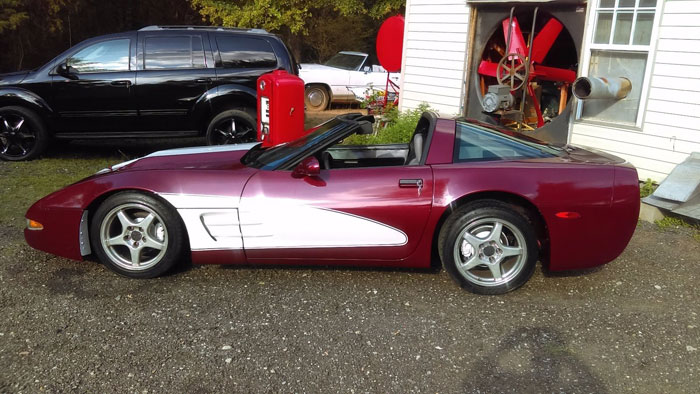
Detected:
left=527, top=84, right=545, bottom=127
left=502, top=17, right=527, bottom=57
left=533, top=65, right=576, bottom=83
left=478, top=60, right=499, bottom=77
left=531, top=18, right=563, bottom=64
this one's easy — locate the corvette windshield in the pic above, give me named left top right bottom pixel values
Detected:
left=243, top=119, right=350, bottom=169
left=324, top=53, right=366, bottom=71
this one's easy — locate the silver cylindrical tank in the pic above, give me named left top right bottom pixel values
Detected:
left=572, top=77, right=632, bottom=100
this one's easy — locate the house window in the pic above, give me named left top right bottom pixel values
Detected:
left=580, top=0, right=658, bottom=125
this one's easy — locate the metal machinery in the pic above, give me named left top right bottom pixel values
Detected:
left=467, top=3, right=585, bottom=144
left=257, top=70, right=306, bottom=147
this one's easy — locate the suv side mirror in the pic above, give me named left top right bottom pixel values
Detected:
left=292, top=156, right=320, bottom=178
left=57, top=62, right=79, bottom=80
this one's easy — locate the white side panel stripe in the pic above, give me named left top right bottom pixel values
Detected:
left=160, top=193, right=239, bottom=209
left=239, top=204, right=407, bottom=249
left=177, top=209, right=243, bottom=251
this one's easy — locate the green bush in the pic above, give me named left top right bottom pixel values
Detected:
left=343, top=103, right=431, bottom=145
left=640, top=178, right=657, bottom=198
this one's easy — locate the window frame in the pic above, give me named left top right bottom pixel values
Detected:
left=63, top=37, right=132, bottom=75
left=576, top=0, right=664, bottom=129
left=214, top=34, right=279, bottom=70
left=142, top=34, right=207, bottom=71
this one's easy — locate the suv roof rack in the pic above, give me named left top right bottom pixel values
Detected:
left=139, top=25, right=268, bottom=34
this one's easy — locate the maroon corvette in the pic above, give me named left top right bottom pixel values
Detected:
left=25, top=113, right=639, bottom=294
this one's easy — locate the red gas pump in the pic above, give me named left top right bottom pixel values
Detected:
left=257, top=70, right=305, bottom=147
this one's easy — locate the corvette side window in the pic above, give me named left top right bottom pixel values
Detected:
left=68, top=39, right=130, bottom=73
left=454, top=123, right=556, bottom=163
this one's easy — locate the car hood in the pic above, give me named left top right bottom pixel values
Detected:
left=0, top=70, right=30, bottom=85
left=300, top=63, right=342, bottom=72
left=106, top=143, right=260, bottom=173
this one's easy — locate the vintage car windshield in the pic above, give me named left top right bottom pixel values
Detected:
left=243, top=119, right=352, bottom=169
left=324, top=53, right=365, bottom=71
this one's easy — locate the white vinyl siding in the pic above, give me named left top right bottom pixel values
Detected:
left=571, top=0, right=700, bottom=182
left=399, top=0, right=470, bottom=115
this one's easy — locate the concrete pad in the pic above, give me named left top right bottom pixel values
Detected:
left=639, top=202, right=666, bottom=223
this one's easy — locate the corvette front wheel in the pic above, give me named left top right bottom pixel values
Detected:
left=90, top=192, right=186, bottom=278
left=439, top=201, right=538, bottom=295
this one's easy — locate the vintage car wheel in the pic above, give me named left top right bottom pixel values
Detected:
left=206, top=108, right=257, bottom=145
left=90, top=192, right=186, bottom=278
left=304, top=85, right=329, bottom=112
left=439, top=200, right=538, bottom=295
left=0, top=106, right=49, bottom=161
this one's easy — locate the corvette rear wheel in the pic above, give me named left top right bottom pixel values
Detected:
left=439, top=200, right=538, bottom=295
left=90, top=192, right=185, bottom=278
left=0, top=106, right=49, bottom=161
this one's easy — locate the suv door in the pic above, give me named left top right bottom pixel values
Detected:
left=51, top=35, right=136, bottom=134
left=210, top=33, right=279, bottom=92
left=134, top=31, right=216, bottom=133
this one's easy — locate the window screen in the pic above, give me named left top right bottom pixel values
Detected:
left=216, top=35, right=277, bottom=69
left=68, top=39, right=130, bottom=73
left=581, top=50, right=647, bottom=124
left=144, top=36, right=205, bottom=70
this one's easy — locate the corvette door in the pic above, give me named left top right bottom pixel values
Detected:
left=239, top=166, right=433, bottom=262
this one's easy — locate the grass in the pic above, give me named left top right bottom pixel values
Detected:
left=654, top=216, right=700, bottom=242
left=639, top=178, right=657, bottom=198
left=0, top=155, right=120, bottom=233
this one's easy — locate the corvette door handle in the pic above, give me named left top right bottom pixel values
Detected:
left=399, top=179, right=423, bottom=188
left=194, top=78, right=212, bottom=84
left=111, top=80, right=132, bottom=87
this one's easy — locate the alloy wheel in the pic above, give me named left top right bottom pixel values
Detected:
left=452, top=218, right=527, bottom=287
left=210, top=116, right=256, bottom=145
left=99, top=203, right=169, bottom=272
left=0, top=112, right=37, bottom=159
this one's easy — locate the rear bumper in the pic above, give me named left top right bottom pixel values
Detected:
left=546, top=165, right=639, bottom=271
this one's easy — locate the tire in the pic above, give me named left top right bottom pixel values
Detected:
left=206, top=108, right=257, bottom=145
left=438, top=200, right=538, bottom=295
left=304, top=85, right=330, bottom=112
left=90, top=192, right=186, bottom=278
left=0, top=106, right=49, bottom=161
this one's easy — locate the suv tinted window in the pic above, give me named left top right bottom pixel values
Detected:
left=68, top=39, right=130, bottom=73
left=216, top=35, right=277, bottom=68
left=144, top=36, right=205, bottom=70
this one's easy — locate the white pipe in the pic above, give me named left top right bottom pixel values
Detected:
left=572, top=77, right=632, bottom=100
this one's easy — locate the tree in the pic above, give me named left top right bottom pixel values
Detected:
left=0, top=0, right=28, bottom=34
left=189, top=0, right=404, bottom=61
left=190, top=0, right=402, bottom=33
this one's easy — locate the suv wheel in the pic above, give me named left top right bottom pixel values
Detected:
left=0, top=106, right=49, bottom=161
left=206, top=108, right=257, bottom=145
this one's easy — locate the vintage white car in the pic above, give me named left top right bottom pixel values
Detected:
left=300, top=51, right=401, bottom=111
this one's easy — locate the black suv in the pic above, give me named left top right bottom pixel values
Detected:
left=0, top=25, right=298, bottom=161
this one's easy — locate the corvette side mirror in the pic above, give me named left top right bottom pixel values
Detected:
left=363, top=66, right=371, bottom=73
left=292, top=156, right=320, bottom=178
left=57, top=62, right=79, bottom=80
